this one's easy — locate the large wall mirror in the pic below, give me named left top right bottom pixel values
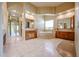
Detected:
left=25, top=19, right=34, bottom=28
left=57, top=16, right=74, bottom=30
left=57, top=18, right=70, bottom=29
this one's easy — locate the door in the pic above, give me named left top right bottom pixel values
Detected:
left=8, top=16, right=22, bottom=37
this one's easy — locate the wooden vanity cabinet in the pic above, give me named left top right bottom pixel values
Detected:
left=56, top=16, right=75, bottom=41
left=25, top=30, right=37, bottom=40
left=55, top=31, right=74, bottom=41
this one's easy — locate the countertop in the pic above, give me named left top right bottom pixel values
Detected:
left=56, top=29, right=74, bottom=32
left=25, top=28, right=36, bottom=31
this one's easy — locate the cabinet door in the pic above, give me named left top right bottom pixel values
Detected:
left=25, top=31, right=37, bottom=39
left=68, top=32, right=74, bottom=41
left=55, top=31, right=74, bottom=41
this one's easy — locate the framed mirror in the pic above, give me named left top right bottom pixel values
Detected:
left=25, top=19, right=34, bottom=28
left=57, top=16, right=74, bottom=30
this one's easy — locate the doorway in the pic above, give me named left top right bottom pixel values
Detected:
left=8, top=16, right=22, bottom=37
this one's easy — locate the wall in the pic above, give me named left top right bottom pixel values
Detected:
left=7, top=2, right=37, bottom=16
left=24, top=3, right=37, bottom=14
left=35, top=15, right=44, bottom=31
left=36, top=3, right=74, bottom=14
left=0, top=3, right=4, bottom=56
left=75, top=2, right=79, bottom=56
left=37, top=7, right=55, bottom=14
left=2, top=3, right=8, bottom=41
left=7, top=2, right=23, bottom=15
left=56, top=2, right=75, bottom=13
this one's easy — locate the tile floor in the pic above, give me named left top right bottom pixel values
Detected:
left=3, top=37, right=71, bottom=57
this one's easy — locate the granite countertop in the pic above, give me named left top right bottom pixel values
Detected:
left=25, top=28, right=36, bottom=31
left=56, top=29, right=74, bottom=32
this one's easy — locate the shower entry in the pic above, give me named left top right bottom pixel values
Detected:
left=8, top=16, right=22, bottom=37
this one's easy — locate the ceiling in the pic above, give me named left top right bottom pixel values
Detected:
left=30, top=2, right=64, bottom=7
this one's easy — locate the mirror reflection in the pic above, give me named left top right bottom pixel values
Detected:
left=57, top=18, right=72, bottom=30
left=25, top=19, right=34, bottom=28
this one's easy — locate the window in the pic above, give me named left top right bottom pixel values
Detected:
left=45, top=20, right=54, bottom=30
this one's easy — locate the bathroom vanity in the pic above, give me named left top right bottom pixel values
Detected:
left=25, top=29, right=37, bottom=40
left=55, top=16, right=75, bottom=41
left=55, top=30, right=74, bottom=41
left=25, top=18, right=37, bottom=40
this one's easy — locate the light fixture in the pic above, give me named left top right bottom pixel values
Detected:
left=29, top=15, right=34, bottom=20
left=25, top=13, right=35, bottom=20
left=57, top=14, right=64, bottom=19
left=65, top=11, right=74, bottom=18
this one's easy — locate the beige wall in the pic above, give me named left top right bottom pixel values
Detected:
left=75, top=2, right=79, bottom=57
left=37, top=7, right=55, bottom=14
left=3, top=3, right=8, bottom=32
left=7, top=2, right=23, bottom=15
left=56, top=2, right=75, bottom=13
left=0, top=2, right=8, bottom=56
left=36, top=3, right=75, bottom=14
left=24, top=3, right=37, bottom=14
left=35, top=15, right=44, bottom=31
left=2, top=2, right=8, bottom=43
left=7, top=2, right=36, bottom=14
left=7, top=2, right=75, bottom=15
left=0, top=3, right=3, bottom=56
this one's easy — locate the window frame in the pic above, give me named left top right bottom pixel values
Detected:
left=44, top=20, right=54, bottom=31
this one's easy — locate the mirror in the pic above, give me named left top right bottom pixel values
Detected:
left=57, top=17, right=74, bottom=30
left=25, top=19, right=34, bottom=28
left=57, top=18, right=72, bottom=30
